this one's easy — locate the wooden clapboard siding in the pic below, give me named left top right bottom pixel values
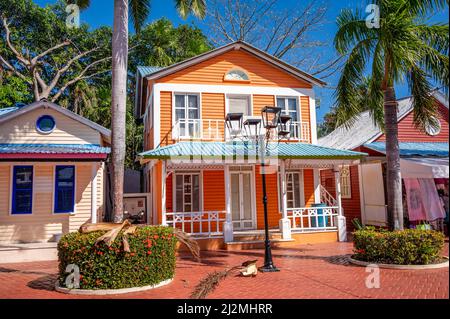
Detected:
left=201, top=93, right=226, bottom=140
left=300, top=96, right=311, bottom=143
left=253, top=95, right=275, bottom=115
left=303, top=169, right=315, bottom=207
left=203, top=170, right=225, bottom=211
left=376, top=101, right=449, bottom=142
left=320, top=166, right=362, bottom=231
left=0, top=108, right=101, bottom=145
left=160, top=91, right=173, bottom=146
left=255, top=165, right=280, bottom=229
left=0, top=163, right=103, bottom=243
left=157, top=50, right=312, bottom=88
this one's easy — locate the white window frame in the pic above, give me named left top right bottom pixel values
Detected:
left=278, top=169, right=305, bottom=212
left=340, top=165, right=352, bottom=199
left=275, top=96, right=301, bottom=122
left=172, top=92, right=202, bottom=138
left=172, top=171, right=203, bottom=213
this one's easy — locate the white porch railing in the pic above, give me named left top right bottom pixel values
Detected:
left=287, top=206, right=339, bottom=231
left=172, top=118, right=310, bottom=142
left=166, top=211, right=226, bottom=237
left=320, top=185, right=337, bottom=207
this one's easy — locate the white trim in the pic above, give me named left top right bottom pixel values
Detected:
left=91, top=163, right=98, bottom=223
left=313, top=168, right=321, bottom=204
left=275, top=95, right=302, bottom=122
left=309, top=95, right=317, bottom=144
left=229, top=166, right=257, bottom=230
left=172, top=170, right=203, bottom=213
left=153, top=88, right=161, bottom=148
left=154, top=83, right=313, bottom=97
left=171, top=92, right=202, bottom=139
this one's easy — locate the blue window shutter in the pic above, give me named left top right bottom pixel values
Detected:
left=54, top=165, right=75, bottom=213
left=12, top=166, right=33, bottom=215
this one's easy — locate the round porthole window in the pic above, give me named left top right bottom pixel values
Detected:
left=36, top=115, right=56, bottom=134
left=425, top=117, right=441, bottom=136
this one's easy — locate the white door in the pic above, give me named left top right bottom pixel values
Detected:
left=230, top=170, right=255, bottom=229
left=360, top=163, right=387, bottom=226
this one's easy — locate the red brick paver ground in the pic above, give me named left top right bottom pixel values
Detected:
left=0, top=242, right=448, bottom=299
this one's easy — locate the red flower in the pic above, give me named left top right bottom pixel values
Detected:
left=145, top=266, right=149, bottom=271
left=147, top=251, right=152, bottom=255
left=153, top=235, right=159, bottom=240
left=356, top=249, right=365, bottom=254
left=130, top=252, right=135, bottom=257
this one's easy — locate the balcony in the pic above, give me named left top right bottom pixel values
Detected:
left=172, top=119, right=310, bottom=142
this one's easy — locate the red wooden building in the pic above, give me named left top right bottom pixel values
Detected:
left=318, top=90, right=449, bottom=231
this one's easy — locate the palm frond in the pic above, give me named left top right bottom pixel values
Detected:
left=405, top=0, right=448, bottom=17
left=175, top=0, right=191, bottom=19
left=173, top=228, right=200, bottom=261
left=189, top=0, right=206, bottom=19
left=129, top=0, right=151, bottom=33
left=407, top=65, right=439, bottom=132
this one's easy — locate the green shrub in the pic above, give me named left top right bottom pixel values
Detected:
left=353, top=227, right=444, bottom=265
left=58, top=226, right=177, bottom=290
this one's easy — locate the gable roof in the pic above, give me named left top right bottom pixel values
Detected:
left=318, top=90, right=449, bottom=150
left=0, top=101, right=111, bottom=143
left=137, top=41, right=326, bottom=87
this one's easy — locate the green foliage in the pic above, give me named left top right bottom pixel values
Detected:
left=333, top=0, right=449, bottom=131
left=353, top=227, right=445, bottom=265
left=58, top=226, right=177, bottom=290
left=0, top=75, right=32, bottom=106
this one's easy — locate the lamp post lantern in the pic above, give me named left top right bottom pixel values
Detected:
left=226, top=105, right=291, bottom=273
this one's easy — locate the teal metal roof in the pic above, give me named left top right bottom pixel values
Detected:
left=364, top=142, right=449, bottom=157
left=138, top=142, right=366, bottom=160
left=0, top=144, right=111, bottom=154
left=137, top=66, right=163, bottom=77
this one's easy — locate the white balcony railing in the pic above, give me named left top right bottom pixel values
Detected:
left=287, top=206, right=339, bottom=231
left=172, top=119, right=310, bottom=142
left=166, top=211, right=227, bottom=237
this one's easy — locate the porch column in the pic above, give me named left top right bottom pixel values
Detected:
left=91, top=163, right=98, bottom=223
left=161, top=160, right=167, bottom=226
left=279, top=160, right=291, bottom=239
left=223, top=165, right=234, bottom=242
left=313, top=168, right=321, bottom=204
left=334, top=165, right=347, bottom=242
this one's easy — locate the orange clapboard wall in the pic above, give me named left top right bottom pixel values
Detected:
left=203, top=170, right=226, bottom=211
left=255, top=166, right=280, bottom=229
left=300, top=96, right=311, bottom=143
left=160, top=91, right=173, bottom=146
left=253, top=95, right=275, bottom=114
left=303, top=169, right=315, bottom=207
left=157, top=50, right=312, bottom=88
left=201, top=93, right=226, bottom=140
left=376, top=102, right=449, bottom=142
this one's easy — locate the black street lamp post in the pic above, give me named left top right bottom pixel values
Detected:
left=226, top=106, right=291, bottom=273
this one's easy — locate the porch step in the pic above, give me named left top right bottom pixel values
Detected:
left=0, top=242, right=58, bottom=263
left=224, top=238, right=295, bottom=251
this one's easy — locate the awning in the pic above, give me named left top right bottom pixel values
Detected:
left=0, top=144, right=111, bottom=160
left=401, top=157, right=449, bottom=178
left=138, top=141, right=366, bottom=162
left=364, top=142, right=449, bottom=157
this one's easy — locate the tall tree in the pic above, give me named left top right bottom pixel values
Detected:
left=109, top=0, right=207, bottom=223
left=205, top=0, right=342, bottom=78
left=0, top=0, right=111, bottom=103
left=334, top=0, right=449, bottom=230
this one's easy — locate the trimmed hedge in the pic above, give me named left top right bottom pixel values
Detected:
left=58, top=226, right=177, bottom=290
left=353, top=227, right=445, bottom=265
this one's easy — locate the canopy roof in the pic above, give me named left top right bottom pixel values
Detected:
left=138, top=141, right=366, bottom=162
left=364, top=142, right=449, bottom=157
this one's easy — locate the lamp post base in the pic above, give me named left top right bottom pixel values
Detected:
left=259, top=264, right=280, bottom=272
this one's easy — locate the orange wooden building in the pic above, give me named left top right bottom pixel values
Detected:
left=135, top=41, right=365, bottom=249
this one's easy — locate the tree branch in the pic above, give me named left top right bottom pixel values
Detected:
left=1, top=16, right=30, bottom=67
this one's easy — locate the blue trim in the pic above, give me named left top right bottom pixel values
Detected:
left=12, top=166, right=33, bottom=215
left=36, top=115, right=56, bottom=133
left=54, top=165, right=75, bottom=214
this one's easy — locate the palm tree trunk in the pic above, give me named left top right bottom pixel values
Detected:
left=110, top=0, right=128, bottom=223
left=383, top=86, right=404, bottom=230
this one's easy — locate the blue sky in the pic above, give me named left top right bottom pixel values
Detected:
left=34, top=0, right=449, bottom=122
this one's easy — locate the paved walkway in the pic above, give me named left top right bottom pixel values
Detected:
left=0, top=242, right=448, bottom=299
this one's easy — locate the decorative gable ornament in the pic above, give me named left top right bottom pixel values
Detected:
left=224, top=69, right=249, bottom=81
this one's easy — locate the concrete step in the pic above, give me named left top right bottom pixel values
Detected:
left=0, top=242, right=58, bottom=263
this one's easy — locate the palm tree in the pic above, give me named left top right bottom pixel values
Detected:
left=334, top=0, right=449, bottom=230
left=111, top=0, right=206, bottom=222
